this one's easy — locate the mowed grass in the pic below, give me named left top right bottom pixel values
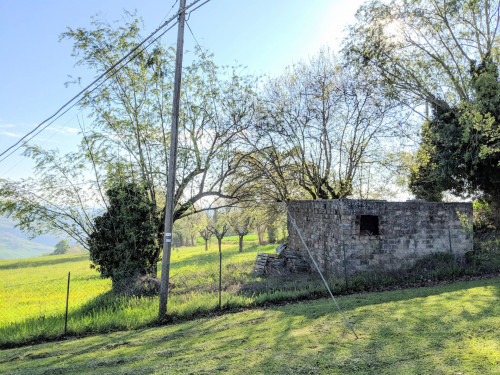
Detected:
left=0, top=278, right=499, bottom=375
left=0, top=236, right=277, bottom=346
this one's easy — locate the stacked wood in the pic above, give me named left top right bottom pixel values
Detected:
left=252, top=246, right=311, bottom=276
left=252, top=253, right=278, bottom=275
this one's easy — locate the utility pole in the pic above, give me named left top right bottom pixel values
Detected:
left=159, top=0, right=187, bottom=319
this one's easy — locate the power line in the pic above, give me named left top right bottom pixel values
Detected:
left=186, top=0, right=211, bottom=15
left=0, top=110, right=82, bottom=176
left=0, top=0, right=211, bottom=165
left=0, top=19, right=181, bottom=166
left=185, top=20, right=201, bottom=48
left=185, top=19, right=223, bottom=124
left=0, top=15, right=176, bottom=161
left=160, top=0, right=180, bottom=25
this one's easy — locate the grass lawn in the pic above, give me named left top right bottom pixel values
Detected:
left=0, top=236, right=279, bottom=346
left=0, top=277, right=499, bottom=374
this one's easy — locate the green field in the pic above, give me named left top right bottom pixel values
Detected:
left=1, top=278, right=499, bottom=374
left=0, top=236, right=282, bottom=346
left=2, top=232, right=500, bottom=374
left=2, top=232, right=500, bottom=350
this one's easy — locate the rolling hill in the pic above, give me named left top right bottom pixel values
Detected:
left=0, top=216, right=60, bottom=259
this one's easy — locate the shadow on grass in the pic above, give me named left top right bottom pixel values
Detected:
left=278, top=277, right=500, bottom=315
left=0, top=290, right=154, bottom=349
left=0, top=254, right=89, bottom=270
left=81, top=279, right=500, bottom=373
left=1, top=278, right=499, bottom=375
left=190, top=279, right=500, bottom=374
left=251, top=279, right=500, bottom=371
left=2, top=272, right=498, bottom=351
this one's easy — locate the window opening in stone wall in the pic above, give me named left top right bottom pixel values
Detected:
left=360, top=215, right=379, bottom=235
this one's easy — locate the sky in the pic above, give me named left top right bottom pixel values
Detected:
left=0, top=0, right=366, bottom=179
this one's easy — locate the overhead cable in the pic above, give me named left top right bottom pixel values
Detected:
left=0, top=0, right=211, bottom=164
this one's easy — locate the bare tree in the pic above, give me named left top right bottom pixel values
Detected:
left=240, top=50, right=403, bottom=201
left=210, top=212, right=230, bottom=309
left=199, top=227, right=212, bottom=251
left=228, top=208, right=254, bottom=252
left=344, top=0, right=500, bottom=110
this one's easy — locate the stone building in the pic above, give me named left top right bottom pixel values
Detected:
left=286, top=199, right=473, bottom=276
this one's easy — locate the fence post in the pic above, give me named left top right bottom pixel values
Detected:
left=343, top=241, right=349, bottom=290
left=64, top=272, right=70, bottom=334
left=219, top=249, right=222, bottom=310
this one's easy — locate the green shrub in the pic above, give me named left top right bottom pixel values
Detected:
left=88, top=180, right=159, bottom=289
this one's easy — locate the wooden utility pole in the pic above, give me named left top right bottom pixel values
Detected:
left=159, top=0, right=187, bottom=319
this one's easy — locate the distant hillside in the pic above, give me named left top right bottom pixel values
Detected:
left=0, top=217, right=60, bottom=247
left=0, top=216, right=62, bottom=259
left=0, top=232, right=52, bottom=259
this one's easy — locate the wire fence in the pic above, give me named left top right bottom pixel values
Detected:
left=0, top=231, right=499, bottom=347
left=1, top=277, right=68, bottom=325
left=0, top=249, right=252, bottom=345
left=0, top=269, right=111, bottom=344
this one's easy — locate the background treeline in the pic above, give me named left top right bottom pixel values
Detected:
left=170, top=205, right=286, bottom=248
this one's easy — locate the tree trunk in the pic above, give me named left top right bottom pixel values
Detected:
left=239, top=234, right=243, bottom=252
left=205, top=239, right=208, bottom=251
left=257, top=225, right=265, bottom=245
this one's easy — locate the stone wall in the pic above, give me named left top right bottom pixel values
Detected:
left=287, top=199, right=473, bottom=276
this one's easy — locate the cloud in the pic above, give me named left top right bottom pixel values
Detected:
left=46, top=126, right=80, bottom=135
left=0, top=131, right=21, bottom=138
left=0, top=124, right=17, bottom=129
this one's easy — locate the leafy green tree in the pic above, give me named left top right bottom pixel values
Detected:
left=52, top=240, right=70, bottom=255
left=410, top=59, right=500, bottom=224
left=0, top=147, right=99, bottom=248
left=263, top=203, right=286, bottom=244
left=346, top=0, right=500, bottom=222
left=62, top=13, right=258, bottom=224
left=88, top=180, right=158, bottom=289
left=173, top=211, right=206, bottom=247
